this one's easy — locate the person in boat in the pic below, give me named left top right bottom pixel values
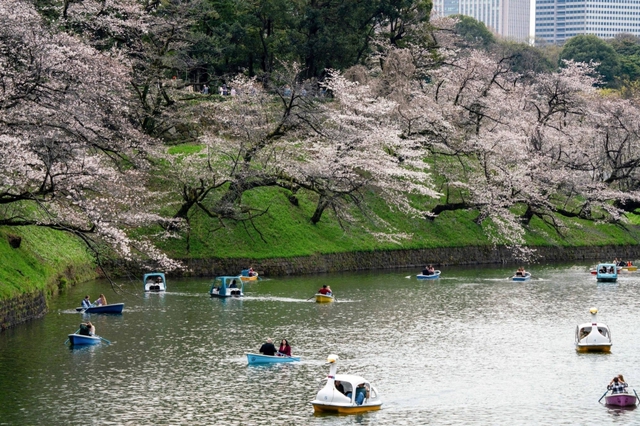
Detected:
left=335, top=380, right=346, bottom=395
left=318, top=285, right=332, bottom=295
left=229, top=279, right=238, bottom=288
left=424, top=265, right=436, bottom=275
left=81, top=295, right=92, bottom=310
left=515, top=267, right=526, bottom=277
left=608, top=266, right=615, bottom=273
left=78, top=322, right=95, bottom=336
left=248, top=267, right=257, bottom=277
left=578, top=327, right=589, bottom=340
left=278, top=339, right=292, bottom=357
left=608, top=376, right=628, bottom=394
left=355, top=383, right=368, bottom=405
left=94, top=294, right=107, bottom=306
left=259, top=338, right=277, bottom=356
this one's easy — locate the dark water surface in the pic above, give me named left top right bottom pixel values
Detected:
left=2, top=264, right=640, bottom=425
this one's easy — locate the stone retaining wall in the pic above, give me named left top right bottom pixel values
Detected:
left=0, top=291, right=46, bottom=331
left=178, top=244, right=640, bottom=277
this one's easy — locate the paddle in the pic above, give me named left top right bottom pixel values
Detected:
left=598, top=389, right=609, bottom=403
left=634, top=389, right=639, bottom=403
left=64, top=328, right=81, bottom=345
left=98, top=336, right=111, bottom=344
left=306, top=295, right=315, bottom=301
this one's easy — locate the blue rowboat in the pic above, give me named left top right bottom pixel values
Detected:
left=67, top=334, right=102, bottom=346
left=246, top=353, right=300, bottom=365
left=511, top=272, right=531, bottom=282
left=417, top=270, right=441, bottom=280
left=75, top=303, right=124, bottom=314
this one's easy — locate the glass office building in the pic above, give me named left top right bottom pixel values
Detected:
left=536, top=0, right=640, bottom=44
left=433, top=0, right=531, bottom=42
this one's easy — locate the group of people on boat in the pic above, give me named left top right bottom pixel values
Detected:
left=247, top=267, right=257, bottom=277
left=599, top=265, right=616, bottom=274
left=334, top=380, right=369, bottom=405
left=317, top=285, right=332, bottom=295
left=259, top=338, right=292, bottom=357
left=613, top=258, right=633, bottom=267
left=608, top=375, right=628, bottom=394
left=421, top=265, right=436, bottom=276
left=81, top=294, right=107, bottom=309
left=514, top=267, right=527, bottom=277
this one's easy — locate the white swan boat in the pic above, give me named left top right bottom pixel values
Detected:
left=310, top=354, right=382, bottom=414
left=575, top=308, right=612, bottom=352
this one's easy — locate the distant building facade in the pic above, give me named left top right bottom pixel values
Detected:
left=433, top=0, right=531, bottom=42
left=536, top=0, right=640, bottom=45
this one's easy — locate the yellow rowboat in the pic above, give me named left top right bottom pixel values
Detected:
left=315, top=293, right=334, bottom=303
left=622, top=266, right=638, bottom=272
left=311, top=354, right=382, bottom=415
left=240, top=275, right=259, bottom=281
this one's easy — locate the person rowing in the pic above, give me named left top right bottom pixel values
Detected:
left=422, top=265, right=435, bottom=276
left=81, top=295, right=92, bottom=310
left=318, top=285, right=332, bottom=295
left=259, top=338, right=277, bottom=356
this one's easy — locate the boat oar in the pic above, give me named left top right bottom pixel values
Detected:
left=64, top=328, right=81, bottom=345
left=634, top=389, right=639, bottom=404
left=306, top=295, right=315, bottom=301
left=598, top=389, right=609, bottom=403
left=98, top=336, right=111, bottom=344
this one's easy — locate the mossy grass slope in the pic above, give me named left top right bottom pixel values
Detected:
left=0, top=227, right=96, bottom=302
left=153, top=184, right=640, bottom=260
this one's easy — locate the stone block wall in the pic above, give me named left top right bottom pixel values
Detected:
left=0, top=291, right=46, bottom=331
left=178, top=244, right=640, bottom=277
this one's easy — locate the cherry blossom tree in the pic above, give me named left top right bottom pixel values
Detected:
left=0, top=0, right=179, bottom=270
left=165, top=63, right=438, bottom=242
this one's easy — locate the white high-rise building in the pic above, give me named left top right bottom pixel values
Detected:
left=536, top=0, right=640, bottom=45
left=433, top=0, right=531, bottom=42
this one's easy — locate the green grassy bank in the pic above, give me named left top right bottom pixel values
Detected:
left=0, top=227, right=96, bottom=303
left=151, top=186, right=640, bottom=261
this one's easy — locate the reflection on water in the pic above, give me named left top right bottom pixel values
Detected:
left=2, top=263, right=640, bottom=424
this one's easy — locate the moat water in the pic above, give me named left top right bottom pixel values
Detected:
left=1, top=263, right=640, bottom=425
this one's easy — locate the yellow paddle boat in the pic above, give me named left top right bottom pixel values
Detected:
left=311, top=354, right=382, bottom=414
left=575, top=308, right=612, bottom=353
